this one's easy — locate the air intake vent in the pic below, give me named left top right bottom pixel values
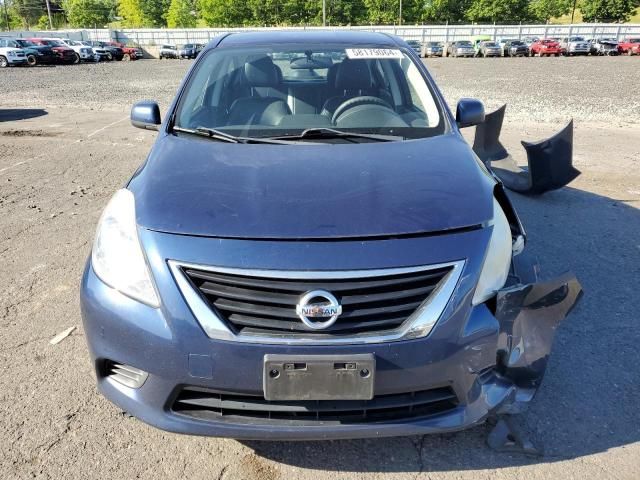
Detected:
left=105, top=361, right=148, bottom=389
left=173, top=386, right=458, bottom=425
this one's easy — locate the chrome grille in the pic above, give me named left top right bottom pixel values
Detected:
left=181, top=264, right=453, bottom=337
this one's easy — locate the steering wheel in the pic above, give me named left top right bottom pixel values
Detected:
left=331, top=96, right=393, bottom=124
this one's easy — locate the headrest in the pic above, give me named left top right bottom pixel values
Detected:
left=334, top=59, right=373, bottom=90
left=244, top=55, right=280, bottom=87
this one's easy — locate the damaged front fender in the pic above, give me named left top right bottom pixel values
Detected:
left=496, top=271, right=582, bottom=395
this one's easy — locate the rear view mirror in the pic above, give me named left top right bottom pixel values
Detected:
left=456, top=98, right=485, bottom=128
left=131, top=101, right=161, bottom=130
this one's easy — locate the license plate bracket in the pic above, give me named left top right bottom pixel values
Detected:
left=263, top=354, right=375, bottom=401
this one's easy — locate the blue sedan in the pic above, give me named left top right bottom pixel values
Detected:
left=80, top=31, right=581, bottom=440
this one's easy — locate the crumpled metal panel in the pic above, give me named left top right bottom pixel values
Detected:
left=495, top=272, right=583, bottom=390
left=472, top=105, right=581, bottom=195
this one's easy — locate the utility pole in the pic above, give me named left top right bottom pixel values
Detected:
left=2, top=0, right=10, bottom=31
left=44, top=0, right=53, bottom=29
left=322, top=0, right=326, bottom=26
left=399, top=0, right=402, bottom=26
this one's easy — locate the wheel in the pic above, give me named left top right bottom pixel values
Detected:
left=106, top=53, right=113, bottom=61
left=628, top=49, right=634, bottom=56
left=73, top=53, right=80, bottom=64
left=555, top=53, right=560, bottom=57
left=26, top=54, right=37, bottom=66
left=123, top=53, right=131, bottom=61
left=0, top=56, right=7, bottom=68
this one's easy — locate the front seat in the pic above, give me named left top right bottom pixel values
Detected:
left=226, top=56, right=291, bottom=126
left=321, top=59, right=375, bottom=118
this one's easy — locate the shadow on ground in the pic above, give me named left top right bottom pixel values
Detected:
left=0, top=108, right=48, bottom=122
left=243, top=184, right=640, bottom=472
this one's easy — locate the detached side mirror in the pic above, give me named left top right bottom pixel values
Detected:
left=131, top=100, right=161, bottom=130
left=456, top=98, right=485, bottom=128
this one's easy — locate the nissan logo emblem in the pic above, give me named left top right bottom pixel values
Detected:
left=295, top=290, right=342, bottom=330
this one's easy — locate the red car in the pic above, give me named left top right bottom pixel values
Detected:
left=106, top=41, right=139, bottom=60
left=618, top=37, right=640, bottom=56
left=530, top=39, right=562, bottom=57
left=27, top=38, right=78, bottom=64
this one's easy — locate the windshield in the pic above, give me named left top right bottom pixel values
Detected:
left=569, top=37, right=585, bottom=41
left=484, top=42, right=498, bottom=47
left=43, top=40, right=65, bottom=47
left=511, top=41, right=525, bottom=46
left=174, top=45, right=445, bottom=141
left=16, top=39, right=35, bottom=47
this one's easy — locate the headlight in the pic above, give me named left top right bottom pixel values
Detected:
left=472, top=198, right=512, bottom=305
left=7, top=51, right=16, bottom=56
left=91, top=189, right=160, bottom=307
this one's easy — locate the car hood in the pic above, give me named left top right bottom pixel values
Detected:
left=128, top=132, right=495, bottom=239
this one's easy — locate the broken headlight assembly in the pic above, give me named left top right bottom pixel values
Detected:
left=91, top=189, right=160, bottom=308
left=472, top=198, right=512, bottom=305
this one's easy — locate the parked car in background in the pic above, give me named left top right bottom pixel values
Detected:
left=0, top=37, right=55, bottom=65
left=530, top=39, right=562, bottom=57
left=446, top=40, right=475, bottom=57
left=159, top=44, right=178, bottom=59
left=194, top=43, right=205, bottom=56
left=422, top=41, right=443, bottom=57
left=502, top=40, right=529, bottom=57
left=478, top=41, right=501, bottom=57
left=106, top=41, right=138, bottom=61
left=559, top=36, right=590, bottom=56
left=59, top=39, right=95, bottom=62
left=178, top=43, right=199, bottom=59
left=471, top=35, right=492, bottom=56
left=618, top=37, right=640, bottom=55
left=77, top=41, right=111, bottom=61
left=406, top=40, right=422, bottom=55
left=497, top=38, right=518, bottom=54
left=588, top=38, right=620, bottom=56
left=87, top=41, right=124, bottom=61
left=523, top=37, right=539, bottom=50
left=0, top=44, right=28, bottom=67
left=28, top=38, right=77, bottom=64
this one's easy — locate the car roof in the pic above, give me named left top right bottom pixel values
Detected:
left=213, top=31, right=400, bottom=49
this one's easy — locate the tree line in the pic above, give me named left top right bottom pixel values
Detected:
left=2, top=0, right=639, bottom=31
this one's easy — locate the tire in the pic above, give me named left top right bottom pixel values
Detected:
left=107, top=53, right=113, bottom=61
left=123, top=53, right=131, bottom=61
left=628, top=49, right=634, bottom=56
left=26, top=54, right=37, bottom=66
left=73, top=53, right=80, bottom=64
left=0, top=56, right=7, bottom=68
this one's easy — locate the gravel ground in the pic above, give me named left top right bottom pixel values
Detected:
left=1, top=57, right=639, bottom=480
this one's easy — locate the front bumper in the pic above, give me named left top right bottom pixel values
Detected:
left=80, top=230, right=581, bottom=440
left=455, top=49, right=475, bottom=57
left=7, top=56, right=27, bottom=65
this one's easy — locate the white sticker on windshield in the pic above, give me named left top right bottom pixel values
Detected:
left=345, top=48, right=403, bottom=59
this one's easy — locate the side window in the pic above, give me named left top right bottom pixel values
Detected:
left=401, top=58, right=440, bottom=127
left=0, top=40, right=6, bottom=47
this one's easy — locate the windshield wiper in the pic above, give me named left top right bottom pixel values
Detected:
left=268, top=127, right=404, bottom=143
left=173, top=126, right=293, bottom=145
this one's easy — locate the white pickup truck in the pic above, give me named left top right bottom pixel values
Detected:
left=58, top=39, right=95, bottom=62
left=0, top=46, right=28, bottom=67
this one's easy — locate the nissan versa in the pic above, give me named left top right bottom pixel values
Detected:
left=80, top=31, right=582, bottom=440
